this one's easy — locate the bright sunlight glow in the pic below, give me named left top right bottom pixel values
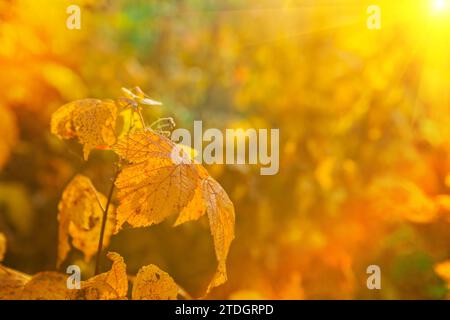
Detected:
left=432, top=0, right=447, bottom=12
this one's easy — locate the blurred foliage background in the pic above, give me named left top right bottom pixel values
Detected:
left=1, top=0, right=450, bottom=299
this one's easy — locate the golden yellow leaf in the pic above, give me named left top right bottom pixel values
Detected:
left=21, top=272, right=69, bottom=300
left=114, top=131, right=235, bottom=293
left=173, top=184, right=206, bottom=226
left=132, top=264, right=178, bottom=300
left=113, top=131, right=200, bottom=232
left=57, top=175, right=115, bottom=267
left=0, top=233, right=6, bottom=262
left=202, top=177, right=235, bottom=293
left=114, top=129, right=181, bottom=163
left=69, top=252, right=128, bottom=300
left=0, top=266, right=31, bottom=300
left=173, top=168, right=236, bottom=294
left=51, top=99, right=117, bottom=159
left=173, top=164, right=209, bottom=226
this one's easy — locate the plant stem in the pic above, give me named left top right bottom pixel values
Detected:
left=94, top=169, right=119, bottom=275
left=137, top=108, right=147, bottom=129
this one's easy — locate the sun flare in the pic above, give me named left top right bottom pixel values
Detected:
left=432, top=0, right=447, bottom=12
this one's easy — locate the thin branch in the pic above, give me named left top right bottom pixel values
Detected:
left=94, top=169, right=119, bottom=275
left=136, top=107, right=147, bottom=130
left=88, top=180, right=106, bottom=212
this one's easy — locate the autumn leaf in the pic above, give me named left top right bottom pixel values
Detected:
left=1, top=253, right=127, bottom=300
left=114, top=130, right=235, bottom=294
left=0, top=233, right=6, bottom=262
left=175, top=167, right=235, bottom=293
left=173, top=164, right=209, bottom=226
left=201, top=177, right=235, bottom=293
left=113, top=130, right=200, bottom=232
left=0, top=266, right=31, bottom=300
left=69, top=252, right=128, bottom=300
left=57, top=175, right=115, bottom=267
left=0, top=267, right=70, bottom=300
left=173, top=182, right=206, bottom=226
left=51, top=99, right=117, bottom=159
left=21, top=272, right=69, bottom=300
left=132, top=264, right=178, bottom=300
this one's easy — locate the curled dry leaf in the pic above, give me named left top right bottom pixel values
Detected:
left=132, top=264, right=178, bottom=300
left=114, top=131, right=235, bottom=294
left=57, top=175, right=115, bottom=267
left=69, top=252, right=128, bottom=300
left=51, top=99, right=117, bottom=159
left=0, top=232, right=6, bottom=262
